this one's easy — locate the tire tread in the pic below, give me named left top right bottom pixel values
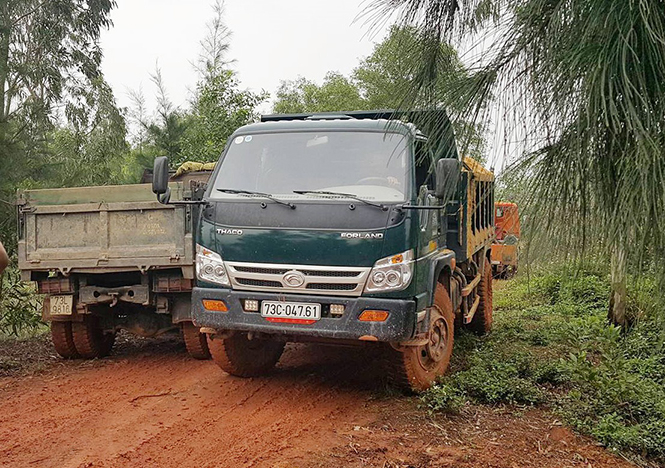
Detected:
left=71, top=317, right=115, bottom=359
left=208, top=333, right=285, bottom=377
left=469, top=258, right=493, bottom=335
left=385, top=283, right=455, bottom=392
left=182, top=322, right=211, bottom=360
left=50, top=321, right=79, bottom=359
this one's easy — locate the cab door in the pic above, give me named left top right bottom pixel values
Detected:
left=414, top=144, right=439, bottom=258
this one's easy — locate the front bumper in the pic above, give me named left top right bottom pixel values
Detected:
left=192, top=287, right=417, bottom=342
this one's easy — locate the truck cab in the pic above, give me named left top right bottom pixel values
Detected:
left=153, top=110, right=495, bottom=391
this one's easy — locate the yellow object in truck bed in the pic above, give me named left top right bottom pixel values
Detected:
left=174, top=161, right=216, bottom=178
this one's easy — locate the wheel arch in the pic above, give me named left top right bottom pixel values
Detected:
left=427, top=249, right=456, bottom=307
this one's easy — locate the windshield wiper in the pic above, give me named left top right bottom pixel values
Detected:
left=293, top=190, right=388, bottom=211
left=216, top=189, right=296, bottom=209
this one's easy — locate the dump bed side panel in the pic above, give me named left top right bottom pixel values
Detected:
left=445, top=157, right=495, bottom=262
left=18, top=183, right=194, bottom=276
left=464, top=164, right=495, bottom=260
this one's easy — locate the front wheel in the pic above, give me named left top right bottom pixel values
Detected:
left=182, top=321, right=211, bottom=360
left=207, top=332, right=285, bottom=377
left=386, top=283, right=454, bottom=392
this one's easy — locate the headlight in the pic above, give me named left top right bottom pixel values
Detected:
left=196, top=244, right=230, bottom=286
left=364, top=249, right=414, bottom=293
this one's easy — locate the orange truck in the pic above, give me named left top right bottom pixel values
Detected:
left=490, top=202, right=520, bottom=278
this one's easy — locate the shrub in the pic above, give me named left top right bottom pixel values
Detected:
left=422, top=383, right=465, bottom=413
left=0, top=267, right=44, bottom=337
left=423, top=266, right=665, bottom=464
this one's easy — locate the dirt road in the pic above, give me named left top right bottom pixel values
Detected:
left=0, top=337, right=633, bottom=468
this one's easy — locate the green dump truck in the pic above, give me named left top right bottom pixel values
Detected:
left=152, top=110, right=495, bottom=391
left=17, top=171, right=212, bottom=360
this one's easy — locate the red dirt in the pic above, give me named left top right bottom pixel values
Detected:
left=0, top=338, right=635, bottom=468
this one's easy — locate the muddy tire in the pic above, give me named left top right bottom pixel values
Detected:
left=386, top=283, right=455, bottom=392
left=50, top=321, right=79, bottom=359
left=468, top=258, right=493, bottom=335
left=207, top=332, right=285, bottom=377
left=71, top=316, right=116, bottom=359
left=182, top=321, right=211, bottom=360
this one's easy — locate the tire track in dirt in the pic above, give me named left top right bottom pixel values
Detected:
left=113, top=346, right=384, bottom=468
left=0, top=338, right=636, bottom=468
left=0, top=342, right=381, bottom=468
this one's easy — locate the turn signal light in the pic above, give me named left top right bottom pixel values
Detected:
left=358, top=310, right=389, bottom=322
left=391, top=254, right=404, bottom=264
left=202, top=299, right=228, bottom=312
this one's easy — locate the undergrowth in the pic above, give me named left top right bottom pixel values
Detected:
left=423, top=264, right=665, bottom=465
left=0, top=265, right=44, bottom=337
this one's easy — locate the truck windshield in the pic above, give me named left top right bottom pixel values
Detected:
left=210, top=131, right=409, bottom=203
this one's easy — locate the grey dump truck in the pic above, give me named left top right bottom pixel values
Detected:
left=17, top=171, right=212, bottom=359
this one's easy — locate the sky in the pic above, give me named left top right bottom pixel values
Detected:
left=98, top=1, right=513, bottom=172
left=100, top=0, right=391, bottom=114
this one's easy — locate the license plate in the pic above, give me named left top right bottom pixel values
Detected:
left=50, top=295, right=73, bottom=316
left=261, top=301, right=321, bottom=324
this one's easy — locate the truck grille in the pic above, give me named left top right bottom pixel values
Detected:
left=226, top=261, right=370, bottom=297
left=303, top=270, right=360, bottom=277
left=233, top=265, right=289, bottom=275
left=305, top=283, right=357, bottom=291
left=236, top=278, right=283, bottom=288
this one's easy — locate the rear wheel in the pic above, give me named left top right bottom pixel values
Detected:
left=207, top=332, right=285, bottom=377
left=71, top=316, right=116, bottom=359
left=50, top=321, right=79, bottom=359
left=386, top=283, right=454, bottom=392
left=468, top=258, right=493, bottom=335
left=182, top=321, right=211, bottom=360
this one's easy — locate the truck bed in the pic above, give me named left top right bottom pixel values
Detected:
left=17, top=183, right=196, bottom=280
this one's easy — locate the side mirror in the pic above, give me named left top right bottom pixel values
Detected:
left=152, top=156, right=171, bottom=204
left=435, top=158, right=460, bottom=201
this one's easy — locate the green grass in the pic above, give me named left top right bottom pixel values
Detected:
left=423, top=265, right=665, bottom=465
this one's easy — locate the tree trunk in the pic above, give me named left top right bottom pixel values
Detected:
left=608, top=242, right=628, bottom=327
left=0, top=0, right=11, bottom=142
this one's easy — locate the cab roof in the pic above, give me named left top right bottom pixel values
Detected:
left=235, top=115, right=416, bottom=136
left=233, top=109, right=460, bottom=161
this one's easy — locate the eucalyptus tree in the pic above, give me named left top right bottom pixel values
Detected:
left=372, top=0, right=665, bottom=325
left=195, top=0, right=234, bottom=82
left=0, top=0, right=116, bottom=144
left=145, top=67, right=187, bottom=160
left=273, top=72, right=366, bottom=114
left=180, top=0, right=266, bottom=164
left=126, top=0, right=266, bottom=167
left=0, top=0, right=118, bottom=246
left=180, top=70, right=267, bottom=165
